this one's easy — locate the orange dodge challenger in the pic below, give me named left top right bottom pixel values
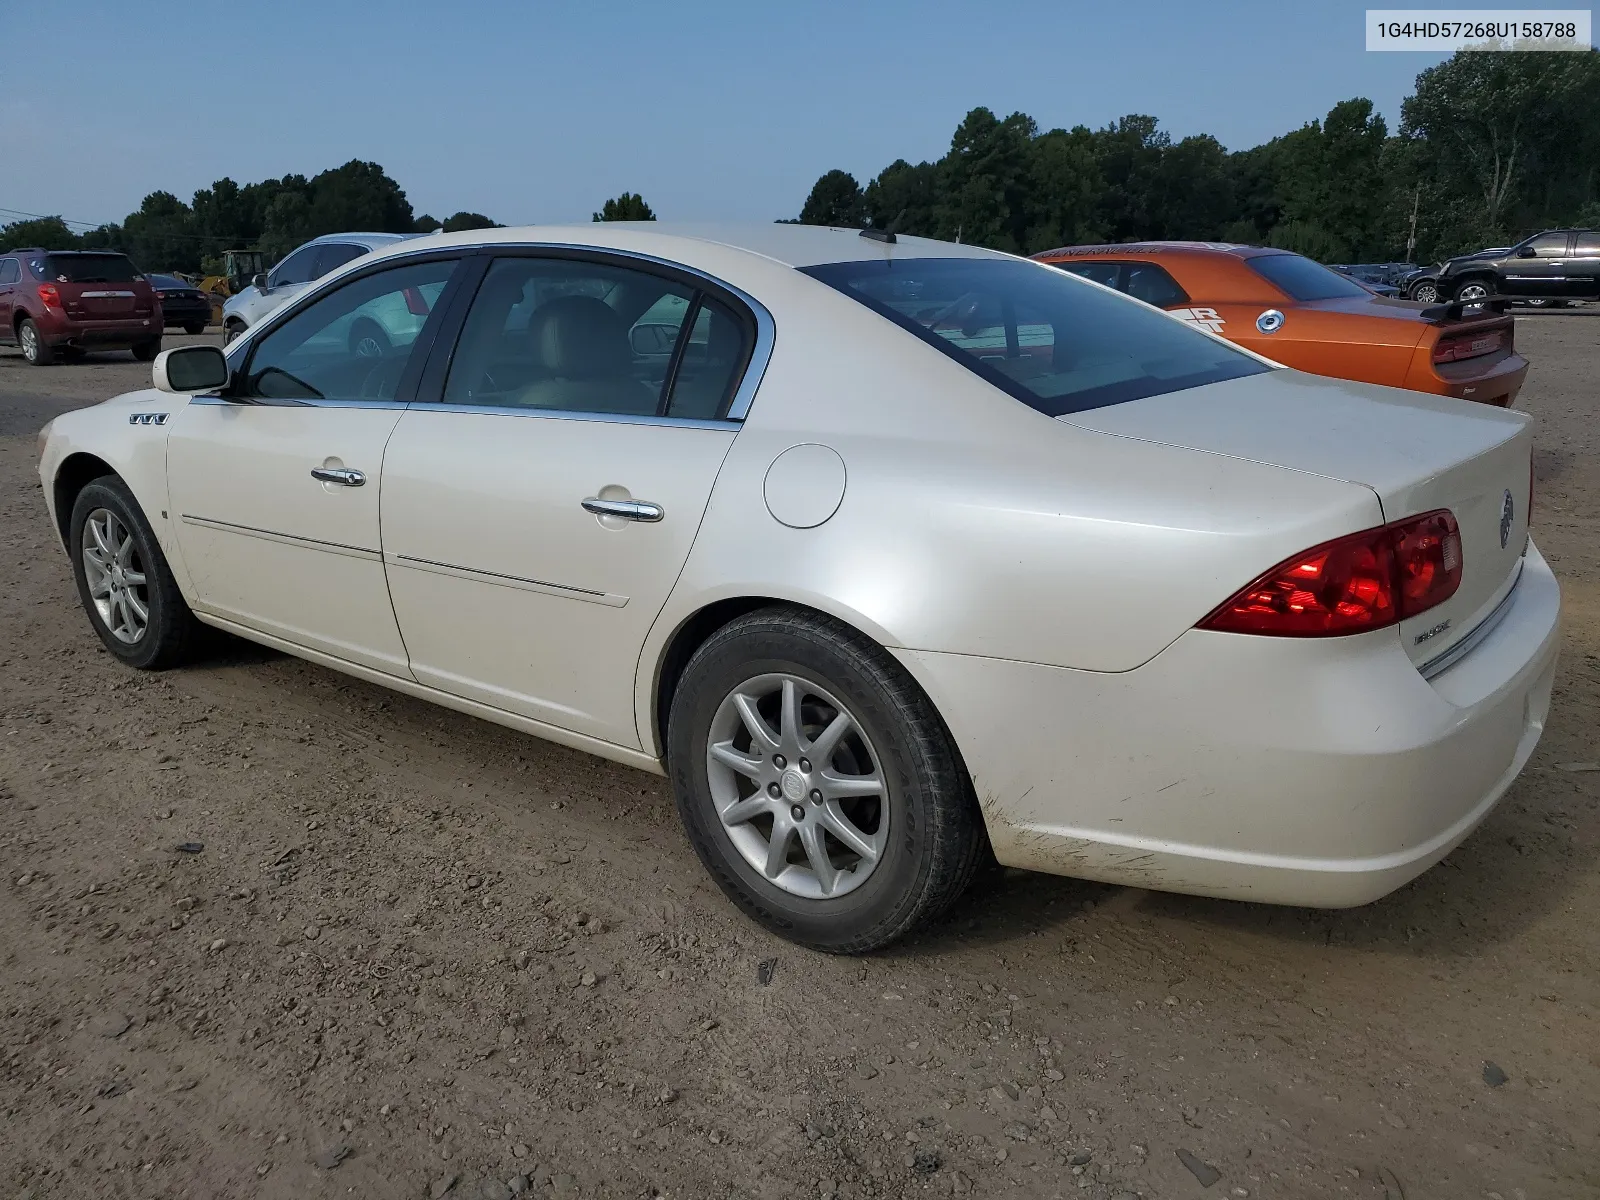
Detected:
left=1033, top=242, right=1528, bottom=407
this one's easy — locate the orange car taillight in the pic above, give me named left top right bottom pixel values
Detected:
left=1199, top=511, right=1462, bottom=637
left=38, top=284, right=61, bottom=308
left=1433, top=329, right=1505, bottom=363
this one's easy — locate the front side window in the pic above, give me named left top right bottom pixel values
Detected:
left=241, top=258, right=458, bottom=402
left=268, top=246, right=319, bottom=288
left=1524, top=233, right=1568, bottom=257
left=802, top=257, right=1267, bottom=417
left=441, top=256, right=751, bottom=419
left=1245, top=253, right=1370, bottom=301
left=313, top=242, right=367, bottom=279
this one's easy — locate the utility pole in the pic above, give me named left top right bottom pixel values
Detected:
left=1405, top=184, right=1420, bottom=263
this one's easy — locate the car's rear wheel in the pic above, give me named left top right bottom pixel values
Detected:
left=131, top=338, right=161, bottom=362
left=18, top=318, right=53, bottom=365
left=667, top=607, right=987, bottom=953
left=350, top=318, right=390, bottom=360
left=184, top=322, right=207, bottom=335
left=69, top=477, right=202, bottom=670
left=1456, top=278, right=1495, bottom=303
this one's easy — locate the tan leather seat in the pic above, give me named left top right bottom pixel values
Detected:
left=514, top=295, right=659, bottom=415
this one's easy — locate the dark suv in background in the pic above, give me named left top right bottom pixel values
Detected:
left=1435, top=229, right=1600, bottom=304
left=0, top=249, right=162, bottom=365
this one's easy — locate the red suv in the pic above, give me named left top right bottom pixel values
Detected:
left=0, top=249, right=162, bottom=365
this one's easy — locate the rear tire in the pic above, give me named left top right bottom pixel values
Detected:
left=1410, top=281, right=1441, bottom=304
left=18, top=318, right=54, bottom=365
left=667, top=607, right=988, bottom=953
left=350, top=318, right=390, bottom=359
left=184, top=322, right=207, bottom=335
left=131, top=338, right=161, bottom=362
left=69, top=476, right=203, bottom=670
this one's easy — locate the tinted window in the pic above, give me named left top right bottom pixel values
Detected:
left=1123, top=263, right=1187, bottom=307
left=313, top=242, right=368, bottom=279
left=442, top=256, right=749, bottom=419
left=39, top=254, right=139, bottom=283
left=0, top=259, right=18, bottom=285
left=1054, top=261, right=1120, bottom=288
left=1245, top=253, right=1370, bottom=301
left=1525, top=233, right=1568, bottom=257
left=802, top=257, right=1268, bottom=417
left=146, top=274, right=187, bottom=289
left=1575, top=232, right=1600, bottom=254
left=243, top=258, right=457, bottom=402
left=268, top=246, right=319, bottom=288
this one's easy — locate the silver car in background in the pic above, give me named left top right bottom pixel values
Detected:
left=222, top=232, right=418, bottom=345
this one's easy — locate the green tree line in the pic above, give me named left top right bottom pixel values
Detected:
left=796, top=49, right=1600, bottom=262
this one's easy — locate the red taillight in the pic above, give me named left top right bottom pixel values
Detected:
left=1200, top=510, right=1461, bottom=637
left=38, top=284, right=61, bottom=308
left=1433, top=328, right=1504, bottom=363
left=403, top=286, right=430, bottom=316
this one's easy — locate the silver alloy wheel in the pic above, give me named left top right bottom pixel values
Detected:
left=81, top=508, right=149, bottom=644
left=705, top=673, right=888, bottom=900
left=19, top=322, right=40, bottom=361
left=1458, top=282, right=1490, bottom=301
left=354, top=333, right=385, bottom=358
left=1412, top=283, right=1440, bottom=303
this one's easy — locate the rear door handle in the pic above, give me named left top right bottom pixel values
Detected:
left=311, top=467, right=366, bottom=487
left=581, top=497, right=663, bottom=523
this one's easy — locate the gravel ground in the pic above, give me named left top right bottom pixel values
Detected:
left=1, top=321, right=1597, bottom=1200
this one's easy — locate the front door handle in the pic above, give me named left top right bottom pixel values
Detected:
left=581, top=497, right=663, bottom=523
left=311, top=467, right=366, bottom=487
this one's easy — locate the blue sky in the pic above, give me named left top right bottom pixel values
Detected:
left=1, top=0, right=1449, bottom=230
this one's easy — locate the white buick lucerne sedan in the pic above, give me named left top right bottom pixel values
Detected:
left=37, top=223, right=1559, bottom=952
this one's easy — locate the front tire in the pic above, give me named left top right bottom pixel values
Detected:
left=223, top=320, right=246, bottom=346
left=1410, top=281, right=1441, bottom=304
left=69, top=477, right=202, bottom=670
left=667, top=608, right=987, bottom=953
left=350, top=318, right=391, bottom=360
left=1456, top=278, right=1495, bottom=303
left=18, top=318, right=54, bottom=365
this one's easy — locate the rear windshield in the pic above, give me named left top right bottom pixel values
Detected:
left=146, top=274, right=189, bottom=289
left=36, top=254, right=140, bottom=283
left=800, top=257, right=1268, bottom=416
left=1246, top=253, right=1369, bottom=301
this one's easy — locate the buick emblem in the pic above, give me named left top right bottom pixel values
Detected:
left=1499, top=489, right=1514, bottom=549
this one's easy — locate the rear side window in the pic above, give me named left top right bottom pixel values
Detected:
left=1570, top=231, right=1600, bottom=254
left=1245, top=253, right=1369, bottom=301
left=1047, top=259, right=1188, bottom=307
left=0, top=259, right=18, bottom=284
left=38, top=254, right=139, bottom=283
left=313, top=242, right=367, bottom=279
left=802, top=257, right=1268, bottom=417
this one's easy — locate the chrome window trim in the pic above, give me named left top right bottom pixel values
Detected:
left=220, top=240, right=776, bottom=422
left=420, top=402, right=740, bottom=431
left=189, top=394, right=412, bottom=411
left=1418, top=558, right=1524, bottom=681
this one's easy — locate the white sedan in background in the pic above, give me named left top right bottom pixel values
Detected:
left=37, top=224, right=1559, bottom=952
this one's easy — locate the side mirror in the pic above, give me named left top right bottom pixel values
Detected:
left=153, top=345, right=229, bottom=394
left=1516, top=246, right=1537, bottom=258
left=253, top=273, right=269, bottom=290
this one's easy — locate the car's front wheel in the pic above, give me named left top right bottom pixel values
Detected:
left=1410, top=281, right=1441, bottom=304
left=1456, top=278, right=1495, bottom=303
left=222, top=320, right=245, bottom=345
left=69, top=477, right=202, bottom=670
left=668, top=607, right=987, bottom=953
left=18, top=318, right=54, bottom=365
left=350, top=318, right=391, bottom=360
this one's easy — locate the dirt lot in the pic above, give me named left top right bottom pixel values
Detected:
left=1, top=321, right=1597, bottom=1200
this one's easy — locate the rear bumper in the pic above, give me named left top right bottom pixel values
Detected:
left=896, top=541, right=1560, bottom=907
left=1414, top=351, right=1528, bottom=408
left=34, top=309, right=160, bottom=347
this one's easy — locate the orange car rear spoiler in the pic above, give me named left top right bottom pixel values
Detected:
left=1418, top=298, right=1511, bottom=323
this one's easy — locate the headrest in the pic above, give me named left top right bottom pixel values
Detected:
left=526, top=295, right=629, bottom=379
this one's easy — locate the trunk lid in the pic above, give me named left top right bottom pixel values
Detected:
left=1059, top=367, right=1532, bottom=669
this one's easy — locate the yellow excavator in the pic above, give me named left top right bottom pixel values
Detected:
left=196, top=250, right=266, bottom=322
